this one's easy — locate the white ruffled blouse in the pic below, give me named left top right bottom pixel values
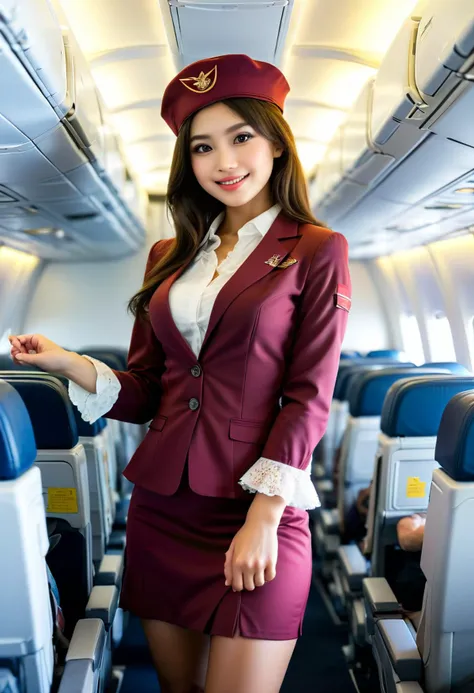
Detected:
left=68, top=203, right=320, bottom=510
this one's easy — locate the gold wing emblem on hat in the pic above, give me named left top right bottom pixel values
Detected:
left=180, top=65, right=218, bottom=94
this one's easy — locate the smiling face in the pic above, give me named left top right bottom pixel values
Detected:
left=189, top=102, right=283, bottom=209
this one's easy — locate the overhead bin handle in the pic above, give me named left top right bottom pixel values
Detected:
left=168, top=1, right=289, bottom=8
left=407, top=19, right=428, bottom=112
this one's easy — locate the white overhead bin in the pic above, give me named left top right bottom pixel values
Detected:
left=0, top=0, right=144, bottom=261
left=160, top=0, right=294, bottom=67
left=312, top=4, right=474, bottom=254
left=411, top=0, right=474, bottom=148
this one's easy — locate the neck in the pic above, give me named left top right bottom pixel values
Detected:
left=218, top=187, right=274, bottom=238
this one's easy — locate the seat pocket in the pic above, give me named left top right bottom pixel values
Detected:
left=229, top=419, right=269, bottom=445
left=149, top=415, right=167, bottom=432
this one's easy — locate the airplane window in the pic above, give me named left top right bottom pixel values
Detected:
left=399, top=313, right=424, bottom=365
left=428, top=313, right=456, bottom=362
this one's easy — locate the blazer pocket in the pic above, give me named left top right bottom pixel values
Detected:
left=149, top=414, right=167, bottom=432
left=229, top=419, right=269, bottom=445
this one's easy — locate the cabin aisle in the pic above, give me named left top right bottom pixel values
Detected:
left=114, top=567, right=354, bottom=692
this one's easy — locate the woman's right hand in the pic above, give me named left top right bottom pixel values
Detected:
left=8, top=333, right=73, bottom=374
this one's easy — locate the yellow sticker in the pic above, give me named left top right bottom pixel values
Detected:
left=406, top=477, right=426, bottom=499
left=47, top=487, right=78, bottom=514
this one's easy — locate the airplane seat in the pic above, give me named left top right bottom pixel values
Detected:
left=0, top=380, right=54, bottom=693
left=366, top=350, right=406, bottom=360
left=362, top=381, right=474, bottom=692
left=75, top=414, right=115, bottom=565
left=339, top=368, right=450, bottom=527
left=0, top=374, right=96, bottom=630
left=329, top=369, right=449, bottom=623
left=79, top=348, right=141, bottom=496
left=414, top=390, right=474, bottom=692
left=423, top=361, right=470, bottom=374
left=340, top=350, right=362, bottom=359
left=314, top=363, right=415, bottom=574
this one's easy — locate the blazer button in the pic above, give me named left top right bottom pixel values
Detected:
left=191, top=365, right=201, bottom=378
left=189, top=398, right=200, bottom=411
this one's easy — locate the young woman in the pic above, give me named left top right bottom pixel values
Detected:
left=9, top=54, right=351, bottom=693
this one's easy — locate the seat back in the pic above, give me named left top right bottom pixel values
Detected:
left=0, top=380, right=53, bottom=693
left=79, top=347, right=144, bottom=487
left=0, top=374, right=93, bottom=637
left=366, top=350, right=406, bottom=360
left=367, top=376, right=474, bottom=579
left=417, top=390, right=474, bottom=692
left=323, top=361, right=407, bottom=478
left=339, top=368, right=449, bottom=519
left=0, top=368, right=114, bottom=565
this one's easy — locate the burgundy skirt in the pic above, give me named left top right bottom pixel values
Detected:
left=119, top=466, right=312, bottom=640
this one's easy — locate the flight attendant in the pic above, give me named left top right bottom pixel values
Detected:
left=9, top=54, right=351, bottom=693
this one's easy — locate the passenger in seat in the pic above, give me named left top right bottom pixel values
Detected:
left=9, top=54, right=351, bottom=693
left=393, top=514, right=427, bottom=619
left=341, top=484, right=370, bottom=548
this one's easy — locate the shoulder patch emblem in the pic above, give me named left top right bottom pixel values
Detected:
left=334, top=283, right=351, bottom=312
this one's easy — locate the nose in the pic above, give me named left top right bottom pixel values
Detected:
left=216, top=145, right=238, bottom=172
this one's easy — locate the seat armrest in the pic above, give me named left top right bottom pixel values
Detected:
left=85, top=585, right=119, bottom=629
left=338, top=545, right=368, bottom=591
left=396, top=684, right=424, bottom=693
left=95, top=553, right=124, bottom=587
left=57, top=618, right=106, bottom=692
left=375, top=619, right=422, bottom=681
left=321, top=508, right=340, bottom=535
left=363, top=577, right=402, bottom=615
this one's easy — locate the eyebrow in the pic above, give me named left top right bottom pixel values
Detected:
left=190, top=122, right=249, bottom=143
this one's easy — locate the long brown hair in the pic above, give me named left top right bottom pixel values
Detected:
left=128, top=97, right=323, bottom=321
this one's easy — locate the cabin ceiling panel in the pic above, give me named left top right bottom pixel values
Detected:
left=111, top=108, right=171, bottom=144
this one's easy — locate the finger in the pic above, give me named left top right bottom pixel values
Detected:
left=14, top=352, right=37, bottom=365
left=232, top=563, right=244, bottom=592
left=264, top=563, right=277, bottom=582
left=224, top=544, right=234, bottom=587
left=243, top=567, right=256, bottom=591
left=254, top=567, right=266, bottom=588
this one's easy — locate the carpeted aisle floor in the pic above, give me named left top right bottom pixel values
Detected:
left=114, top=576, right=354, bottom=693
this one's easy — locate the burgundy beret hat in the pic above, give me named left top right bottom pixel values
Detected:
left=161, top=54, right=290, bottom=136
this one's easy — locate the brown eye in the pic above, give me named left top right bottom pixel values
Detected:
left=193, top=143, right=211, bottom=154
left=235, top=133, right=253, bottom=144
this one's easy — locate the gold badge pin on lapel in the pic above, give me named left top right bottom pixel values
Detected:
left=277, top=257, right=298, bottom=269
left=265, top=254, right=282, bottom=267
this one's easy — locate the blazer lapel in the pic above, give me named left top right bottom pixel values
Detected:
left=200, top=213, right=300, bottom=353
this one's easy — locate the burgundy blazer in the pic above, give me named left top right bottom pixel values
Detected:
left=105, top=212, right=351, bottom=499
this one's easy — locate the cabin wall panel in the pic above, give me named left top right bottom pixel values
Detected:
left=343, top=260, right=390, bottom=352
left=0, top=247, right=42, bottom=351
left=22, top=202, right=171, bottom=350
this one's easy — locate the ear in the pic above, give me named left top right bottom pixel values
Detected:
left=273, top=144, right=284, bottom=159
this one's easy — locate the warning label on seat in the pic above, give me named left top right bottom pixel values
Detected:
left=47, top=487, right=79, bottom=514
left=406, top=477, right=426, bottom=499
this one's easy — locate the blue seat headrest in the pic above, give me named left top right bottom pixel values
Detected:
left=80, top=348, right=125, bottom=371
left=381, top=376, right=474, bottom=437
left=423, top=362, right=470, bottom=374
left=435, top=391, right=474, bottom=481
left=340, top=350, right=361, bottom=360
left=349, top=368, right=450, bottom=417
left=0, top=375, right=78, bottom=449
left=334, top=361, right=416, bottom=401
left=0, top=380, right=37, bottom=480
left=366, top=350, right=406, bottom=360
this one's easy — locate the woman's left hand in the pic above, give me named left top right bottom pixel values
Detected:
left=224, top=517, right=278, bottom=592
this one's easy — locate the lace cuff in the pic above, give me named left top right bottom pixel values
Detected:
left=238, top=457, right=321, bottom=510
left=68, top=355, right=121, bottom=424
